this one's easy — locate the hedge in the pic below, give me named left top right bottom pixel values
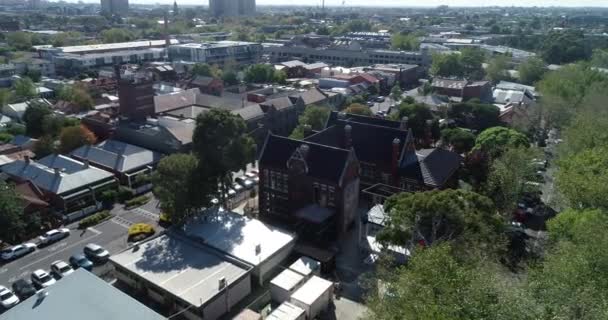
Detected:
left=124, top=195, right=150, bottom=209
left=117, top=186, right=134, bottom=202
left=78, top=211, right=112, bottom=229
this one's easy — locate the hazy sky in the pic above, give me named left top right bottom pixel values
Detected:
left=152, top=0, right=608, bottom=7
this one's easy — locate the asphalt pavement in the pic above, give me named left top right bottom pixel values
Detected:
left=0, top=196, right=162, bottom=288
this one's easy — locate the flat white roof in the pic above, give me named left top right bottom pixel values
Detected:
left=267, top=302, right=306, bottom=320
left=271, top=269, right=304, bottom=291
left=183, top=210, right=295, bottom=266
left=51, top=39, right=179, bottom=54
left=290, top=276, right=333, bottom=306
left=289, top=257, right=320, bottom=277
left=110, top=234, right=249, bottom=307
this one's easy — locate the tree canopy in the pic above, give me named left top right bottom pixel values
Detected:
left=540, top=30, right=589, bottom=65
left=58, top=125, right=96, bottom=153
left=449, top=101, right=501, bottom=132
left=389, top=102, right=438, bottom=144
left=485, top=55, right=511, bottom=83
left=23, top=102, right=52, bottom=138
left=441, top=127, right=476, bottom=154
left=0, top=180, right=26, bottom=243
left=13, top=77, right=37, bottom=101
left=474, top=127, right=529, bottom=157
left=377, top=189, right=504, bottom=257
left=244, top=64, right=285, bottom=84
left=391, top=33, right=420, bottom=51
left=289, top=105, right=330, bottom=140
left=556, top=146, right=608, bottom=210
left=100, top=28, right=136, bottom=43
left=517, top=57, right=546, bottom=85
left=344, top=103, right=373, bottom=116
left=430, top=49, right=485, bottom=80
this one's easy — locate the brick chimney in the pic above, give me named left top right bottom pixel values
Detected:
left=392, top=138, right=400, bottom=180
left=344, top=124, right=352, bottom=149
left=400, top=116, right=408, bottom=130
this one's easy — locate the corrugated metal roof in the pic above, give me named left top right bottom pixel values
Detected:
left=71, top=140, right=163, bottom=173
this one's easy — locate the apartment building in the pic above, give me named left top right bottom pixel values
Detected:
left=168, top=41, right=263, bottom=66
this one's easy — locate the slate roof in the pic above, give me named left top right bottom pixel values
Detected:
left=259, top=134, right=351, bottom=183
left=231, top=104, right=265, bottom=121
left=154, top=88, right=199, bottom=113
left=158, top=117, right=195, bottom=145
left=165, top=105, right=210, bottom=119
left=306, top=120, right=408, bottom=171
left=71, top=139, right=163, bottom=173
left=1, top=154, right=115, bottom=195
left=261, top=96, right=294, bottom=111
left=291, top=88, right=328, bottom=106
left=399, top=148, right=462, bottom=187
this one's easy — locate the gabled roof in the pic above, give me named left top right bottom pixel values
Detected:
left=303, top=62, right=329, bottom=70
left=432, top=78, right=467, bottom=90
left=1, top=154, right=114, bottom=195
left=306, top=120, right=408, bottom=171
left=325, top=111, right=402, bottom=129
left=71, top=139, right=163, bottom=173
left=259, top=134, right=351, bottom=183
left=261, top=96, right=294, bottom=111
left=15, top=180, right=49, bottom=207
left=231, top=104, right=264, bottom=121
left=399, top=148, right=461, bottom=187
left=281, top=60, right=306, bottom=68
left=154, top=88, right=199, bottom=113
left=291, top=88, right=327, bottom=106
left=158, top=117, right=195, bottom=145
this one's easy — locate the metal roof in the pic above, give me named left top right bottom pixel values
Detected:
left=49, top=39, right=178, bottom=54
left=267, top=302, right=306, bottom=320
left=110, top=234, right=249, bottom=308
left=183, top=210, right=295, bottom=267
left=289, top=257, right=320, bottom=277
left=290, top=276, right=333, bottom=306
left=271, top=269, right=305, bottom=291
left=1, top=268, right=165, bottom=320
left=71, top=139, right=163, bottom=173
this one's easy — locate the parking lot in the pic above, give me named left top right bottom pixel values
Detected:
left=0, top=197, right=162, bottom=289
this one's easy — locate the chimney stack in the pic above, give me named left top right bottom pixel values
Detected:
left=400, top=116, right=408, bottom=131
left=344, top=124, right=353, bottom=149
left=392, top=138, right=401, bottom=182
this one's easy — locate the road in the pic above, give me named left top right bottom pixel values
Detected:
left=0, top=196, right=162, bottom=288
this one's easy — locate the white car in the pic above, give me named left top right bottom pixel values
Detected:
left=1, top=243, right=36, bottom=261
left=38, top=228, right=70, bottom=246
left=31, top=269, right=56, bottom=289
left=0, top=286, right=19, bottom=309
left=50, top=260, right=74, bottom=278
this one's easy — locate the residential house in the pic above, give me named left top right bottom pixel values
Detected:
left=258, top=134, right=360, bottom=239
left=188, top=76, right=224, bottom=96
left=70, top=139, right=163, bottom=191
left=431, top=78, right=492, bottom=102
left=1, top=154, right=117, bottom=218
left=114, top=117, right=195, bottom=154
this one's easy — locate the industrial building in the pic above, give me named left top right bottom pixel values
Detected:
left=100, top=0, right=128, bottom=16
left=209, top=0, right=255, bottom=17
left=168, top=41, right=263, bottom=66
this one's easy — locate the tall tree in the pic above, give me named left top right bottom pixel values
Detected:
left=449, top=101, right=501, bottom=132
left=556, top=146, right=608, bottom=210
left=100, top=28, right=135, bottom=43
left=431, top=53, right=463, bottom=78
left=486, top=55, right=510, bottom=83
left=191, top=63, right=213, bottom=77
left=391, top=33, right=420, bottom=51
left=377, top=190, right=504, bottom=257
left=13, top=77, right=37, bottom=101
left=540, top=30, right=589, bottom=65
left=192, top=109, right=255, bottom=204
left=22, top=101, right=52, bottom=138
left=153, top=154, right=211, bottom=224
left=0, top=180, right=25, bottom=243
left=58, top=125, right=96, bottom=153
left=517, top=57, right=546, bottom=85
left=474, top=127, right=529, bottom=158
left=289, top=105, right=331, bottom=139
left=441, top=127, right=476, bottom=154
left=390, top=102, right=438, bottom=143
left=344, top=103, right=373, bottom=116
left=390, top=84, right=403, bottom=102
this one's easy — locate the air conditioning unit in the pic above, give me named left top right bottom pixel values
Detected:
left=218, top=277, right=227, bottom=290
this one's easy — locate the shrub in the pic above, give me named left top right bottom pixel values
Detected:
left=99, top=190, right=117, bottom=203
left=124, top=195, right=150, bottom=209
left=78, top=211, right=111, bottom=229
left=117, top=186, right=133, bottom=202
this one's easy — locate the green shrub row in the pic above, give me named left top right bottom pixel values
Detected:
left=124, top=195, right=150, bottom=209
left=78, top=211, right=112, bottom=229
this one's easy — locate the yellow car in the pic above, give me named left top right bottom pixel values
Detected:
left=128, top=223, right=155, bottom=242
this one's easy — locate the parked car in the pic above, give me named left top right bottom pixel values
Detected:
left=235, top=177, right=255, bottom=189
left=11, top=279, right=36, bottom=301
left=38, top=228, right=70, bottom=246
left=366, top=101, right=375, bottom=107
left=83, top=243, right=109, bottom=264
left=31, top=270, right=56, bottom=289
left=69, top=254, right=93, bottom=271
left=1, top=243, right=36, bottom=261
left=375, top=96, right=385, bottom=102
left=0, top=286, right=19, bottom=309
left=50, top=260, right=74, bottom=278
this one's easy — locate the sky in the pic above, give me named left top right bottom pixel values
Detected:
left=155, top=0, right=608, bottom=7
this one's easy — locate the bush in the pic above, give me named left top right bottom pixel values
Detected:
left=124, top=195, right=150, bottom=209
left=117, top=186, right=133, bottom=202
left=78, top=211, right=111, bottom=229
left=99, top=190, right=117, bottom=203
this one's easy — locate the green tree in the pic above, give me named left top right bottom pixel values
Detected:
left=431, top=53, right=463, bottom=78
left=460, top=48, right=486, bottom=80
left=591, top=49, right=608, bottom=68
left=0, top=180, right=26, bottom=243
left=0, top=89, right=10, bottom=107
left=13, top=77, right=37, bottom=101
left=366, top=244, right=536, bottom=320
left=390, top=102, right=438, bottom=143
left=485, top=147, right=540, bottom=214
left=273, top=70, right=287, bottom=84
left=222, top=70, right=239, bottom=86
left=100, top=28, right=135, bottom=43
left=449, top=101, right=501, bottom=132
left=33, top=135, right=55, bottom=159
left=390, top=84, right=402, bottom=102
left=6, top=32, right=33, bottom=50
left=377, top=190, right=504, bottom=257
left=391, top=33, right=420, bottom=51
left=58, top=125, right=96, bottom=153
left=556, top=146, right=608, bottom=210
left=540, top=30, right=589, bottom=65
left=441, top=127, right=475, bottom=154
left=192, top=109, right=256, bottom=204
left=486, top=55, right=510, bottom=83
left=517, top=57, right=546, bottom=85
left=244, top=64, right=276, bottom=83
left=23, top=102, right=52, bottom=138
left=289, top=105, right=331, bottom=139
left=344, top=103, right=373, bottom=116
left=153, top=154, right=210, bottom=224
left=58, top=84, right=94, bottom=111
left=474, top=127, right=529, bottom=158
left=191, top=63, right=213, bottom=77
